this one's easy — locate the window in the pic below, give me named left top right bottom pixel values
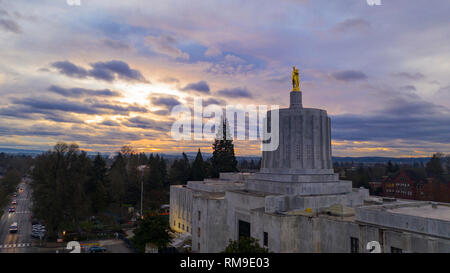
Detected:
left=178, top=223, right=180, bottom=228
left=198, top=227, right=200, bottom=237
left=263, top=232, right=268, bottom=247
left=391, top=247, right=402, bottom=253
left=198, top=243, right=200, bottom=251
left=174, top=221, right=176, bottom=226
left=350, top=237, right=359, bottom=253
left=198, top=210, right=201, bottom=221
left=187, top=226, right=189, bottom=232
left=238, top=220, right=251, bottom=240
left=182, top=224, right=184, bottom=230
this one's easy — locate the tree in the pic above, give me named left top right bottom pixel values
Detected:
left=168, top=153, right=191, bottom=185
left=211, top=118, right=238, bottom=178
left=426, top=153, right=444, bottom=178
left=131, top=214, right=173, bottom=252
left=222, top=237, right=269, bottom=253
left=191, top=149, right=205, bottom=181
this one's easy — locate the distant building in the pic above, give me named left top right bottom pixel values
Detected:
left=382, top=169, right=450, bottom=203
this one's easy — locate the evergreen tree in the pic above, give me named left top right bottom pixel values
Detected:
left=168, top=153, right=191, bottom=185
left=211, top=118, right=238, bottom=178
left=426, top=153, right=444, bottom=178
left=191, top=149, right=205, bottom=181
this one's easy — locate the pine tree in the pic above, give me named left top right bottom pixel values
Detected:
left=211, top=118, right=238, bottom=178
left=191, top=149, right=205, bottom=181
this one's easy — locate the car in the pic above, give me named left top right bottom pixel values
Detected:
left=11, top=200, right=17, bottom=205
left=9, top=222, right=18, bottom=233
left=12, top=193, right=17, bottom=197
left=8, top=207, right=15, bottom=213
left=87, top=246, right=106, bottom=253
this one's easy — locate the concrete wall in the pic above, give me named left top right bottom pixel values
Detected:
left=192, top=197, right=228, bottom=253
left=169, top=185, right=193, bottom=233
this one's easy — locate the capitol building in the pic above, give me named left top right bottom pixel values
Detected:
left=170, top=72, right=450, bottom=253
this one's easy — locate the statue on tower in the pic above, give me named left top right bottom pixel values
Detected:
left=292, top=66, right=300, bottom=91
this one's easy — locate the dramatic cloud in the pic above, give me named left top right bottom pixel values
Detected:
left=332, top=94, right=450, bottom=143
left=331, top=70, right=368, bottom=82
left=217, top=87, right=252, bottom=98
left=9, top=97, right=148, bottom=117
left=48, top=85, right=122, bottom=98
left=51, top=60, right=148, bottom=82
left=182, top=81, right=210, bottom=94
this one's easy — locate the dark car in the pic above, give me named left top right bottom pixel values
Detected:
left=87, top=246, right=106, bottom=253
left=8, top=207, right=15, bottom=213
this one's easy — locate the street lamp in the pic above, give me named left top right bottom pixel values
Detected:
left=137, top=165, right=146, bottom=219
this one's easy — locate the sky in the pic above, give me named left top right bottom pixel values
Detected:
left=0, top=0, right=449, bottom=157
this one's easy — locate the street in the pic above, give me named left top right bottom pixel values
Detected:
left=0, top=179, right=33, bottom=253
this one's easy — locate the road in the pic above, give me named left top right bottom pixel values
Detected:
left=0, top=179, right=33, bottom=253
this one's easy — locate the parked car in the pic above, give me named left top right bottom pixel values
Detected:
left=87, top=246, right=106, bottom=253
left=11, top=200, right=17, bottom=205
left=8, top=207, right=15, bottom=213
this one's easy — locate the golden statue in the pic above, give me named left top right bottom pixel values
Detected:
left=292, top=66, right=300, bottom=91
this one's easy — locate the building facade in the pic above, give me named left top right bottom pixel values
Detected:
left=170, top=89, right=450, bottom=253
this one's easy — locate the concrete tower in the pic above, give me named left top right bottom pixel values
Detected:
left=261, top=91, right=333, bottom=173
left=245, top=89, right=354, bottom=200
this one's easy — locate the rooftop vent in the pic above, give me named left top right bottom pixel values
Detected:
left=431, top=202, right=438, bottom=209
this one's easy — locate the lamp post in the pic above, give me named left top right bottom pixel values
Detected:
left=137, top=165, right=146, bottom=219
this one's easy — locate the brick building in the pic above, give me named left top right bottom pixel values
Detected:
left=382, top=169, right=450, bottom=202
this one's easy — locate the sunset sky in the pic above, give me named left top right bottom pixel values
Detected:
left=0, top=0, right=449, bottom=157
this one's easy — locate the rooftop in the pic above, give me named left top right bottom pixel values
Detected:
left=387, top=203, right=450, bottom=221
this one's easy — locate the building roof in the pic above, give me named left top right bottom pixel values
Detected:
left=387, top=203, right=450, bottom=221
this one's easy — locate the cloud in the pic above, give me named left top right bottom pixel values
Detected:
left=151, top=95, right=181, bottom=109
left=100, top=120, right=120, bottom=126
left=0, top=18, right=21, bottom=33
left=145, top=34, right=189, bottom=59
left=332, top=18, right=371, bottom=34
left=89, top=60, right=148, bottom=82
left=204, top=46, right=222, bottom=57
left=48, top=85, right=122, bottom=98
left=9, top=97, right=148, bottom=116
left=124, top=116, right=171, bottom=130
left=182, top=81, right=210, bottom=93
left=12, top=97, right=102, bottom=115
left=332, top=94, right=450, bottom=143
left=86, top=98, right=149, bottom=115
left=393, top=72, right=426, bottom=80
left=50, top=60, right=148, bottom=82
left=102, top=39, right=130, bottom=50
left=51, top=61, right=89, bottom=78
left=217, top=87, right=252, bottom=98
left=331, top=70, right=368, bottom=82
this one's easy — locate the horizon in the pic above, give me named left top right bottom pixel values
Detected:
left=1, top=1, right=450, bottom=157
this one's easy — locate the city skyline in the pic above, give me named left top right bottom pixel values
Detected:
left=1, top=0, right=450, bottom=157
